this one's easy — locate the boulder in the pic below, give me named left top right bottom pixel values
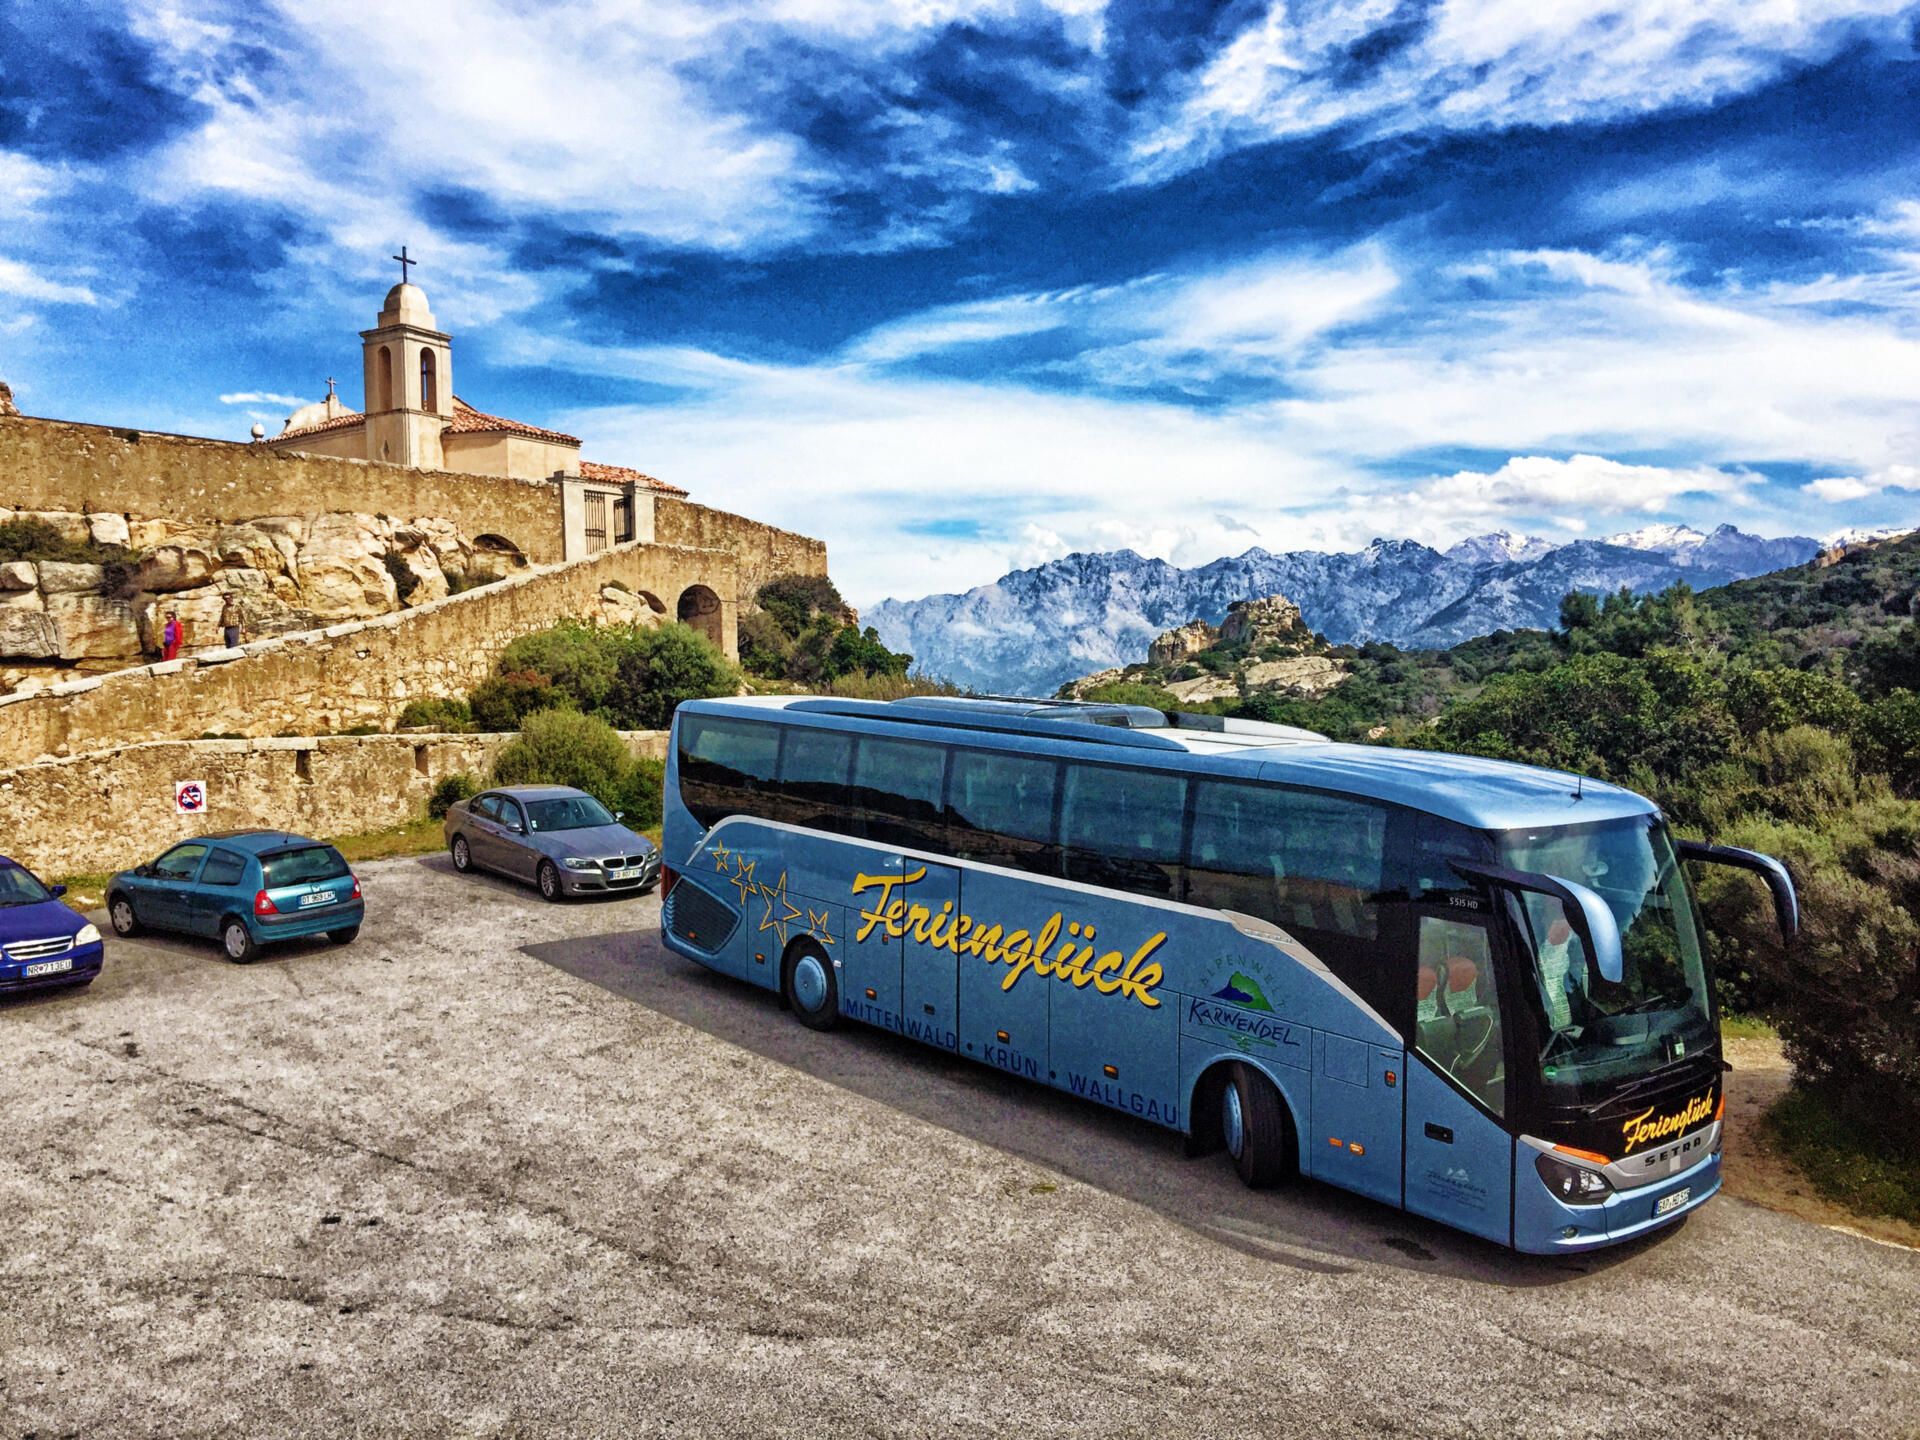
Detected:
left=1056, top=667, right=1126, bottom=699
left=0, top=561, right=35, bottom=591
left=1149, top=620, right=1218, bottom=668
left=86, top=512, right=131, bottom=548
left=0, top=592, right=55, bottom=658
left=215, top=524, right=288, bottom=576
left=1220, top=594, right=1317, bottom=652
left=136, top=531, right=221, bottom=592
left=1242, top=655, right=1344, bottom=697
left=36, top=561, right=104, bottom=594
left=248, top=515, right=309, bottom=546
left=296, top=514, right=398, bottom=616
left=390, top=543, right=449, bottom=605
left=1166, top=673, right=1241, bottom=704
left=136, top=588, right=227, bottom=652
left=126, top=517, right=198, bottom=550
left=43, top=593, right=141, bottom=660
left=19, top=511, right=90, bottom=544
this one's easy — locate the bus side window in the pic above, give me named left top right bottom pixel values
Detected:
left=1061, top=762, right=1185, bottom=900
left=678, top=717, right=781, bottom=828
left=947, top=748, right=1060, bottom=877
left=1187, top=779, right=1290, bottom=922
left=849, top=737, right=948, bottom=852
left=1188, top=780, right=1385, bottom=941
left=777, top=726, right=854, bottom=835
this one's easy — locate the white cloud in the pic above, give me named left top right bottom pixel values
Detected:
left=219, top=390, right=310, bottom=407
left=1129, top=0, right=1919, bottom=181
left=1389, top=454, right=1758, bottom=536
left=0, top=258, right=98, bottom=306
left=1805, top=464, right=1920, bottom=503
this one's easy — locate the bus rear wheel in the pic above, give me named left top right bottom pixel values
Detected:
left=1223, top=1062, right=1294, bottom=1189
left=782, top=939, right=839, bottom=1032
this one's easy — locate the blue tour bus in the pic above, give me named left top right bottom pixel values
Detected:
left=658, top=695, right=1797, bottom=1253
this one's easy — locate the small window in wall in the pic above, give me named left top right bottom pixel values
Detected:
left=421, top=348, right=437, bottom=412
left=295, top=749, right=313, bottom=782
left=585, top=492, right=609, bottom=552
left=377, top=346, right=394, bottom=411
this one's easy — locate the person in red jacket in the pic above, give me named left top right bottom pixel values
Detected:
left=161, top=610, right=182, bottom=661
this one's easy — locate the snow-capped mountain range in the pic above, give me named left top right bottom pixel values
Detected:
left=868, top=523, right=1848, bottom=696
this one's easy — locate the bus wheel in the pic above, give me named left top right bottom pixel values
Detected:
left=1223, top=1062, right=1294, bottom=1189
left=782, top=939, right=839, bottom=1032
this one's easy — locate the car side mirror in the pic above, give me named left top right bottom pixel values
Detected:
left=49, top=883, right=66, bottom=898
left=614, top=810, right=626, bottom=821
left=1452, top=860, right=1625, bottom=984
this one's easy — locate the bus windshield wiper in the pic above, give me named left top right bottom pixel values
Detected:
left=1576, top=1053, right=1707, bottom=1114
left=1616, top=987, right=1692, bottom=1016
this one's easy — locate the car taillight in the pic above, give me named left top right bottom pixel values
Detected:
left=350, top=875, right=362, bottom=899
left=254, top=889, right=279, bottom=916
left=661, top=865, right=678, bottom=899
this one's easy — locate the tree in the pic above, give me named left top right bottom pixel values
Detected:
left=602, top=622, right=742, bottom=729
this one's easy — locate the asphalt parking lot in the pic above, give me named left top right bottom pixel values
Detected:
left=2, top=854, right=1916, bottom=1439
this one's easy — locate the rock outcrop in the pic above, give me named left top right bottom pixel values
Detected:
left=1060, top=590, right=1347, bottom=706
left=0, top=508, right=528, bottom=692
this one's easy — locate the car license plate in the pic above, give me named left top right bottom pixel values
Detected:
left=1655, top=1187, right=1691, bottom=1216
left=23, top=957, right=73, bottom=978
left=298, top=890, right=338, bottom=908
left=611, top=867, right=642, bottom=880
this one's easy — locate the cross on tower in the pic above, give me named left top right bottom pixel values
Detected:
left=325, top=376, right=336, bottom=397
left=392, top=246, right=416, bottom=284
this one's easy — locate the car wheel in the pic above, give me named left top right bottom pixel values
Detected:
left=537, top=860, right=565, bottom=902
left=221, top=917, right=258, bottom=965
left=451, top=834, right=473, bottom=873
left=327, top=926, right=360, bottom=945
left=1223, top=1061, right=1294, bottom=1189
left=108, top=893, right=141, bottom=937
left=782, top=938, right=839, bottom=1032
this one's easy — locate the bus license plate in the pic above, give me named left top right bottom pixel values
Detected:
left=24, top=958, right=73, bottom=977
left=299, top=891, right=337, bottom=908
left=1655, top=1187, right=1690, bottom=1216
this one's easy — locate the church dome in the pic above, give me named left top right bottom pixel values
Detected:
left=378, top=282, right=436, bottom=329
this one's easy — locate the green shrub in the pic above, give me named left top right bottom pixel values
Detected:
left=1081, top=680, right=1180, bottom=712
left=1767, top=1083, right=1920, bottom=1226
left=499, top=619, right=619, bottom=711
left=469, top=669, right=571, bottom=732
left=398, top=697, right=474, bottom=732
left=428, top=773, right=479, bottom=820
left=614, top=757, right=666, bottom=828
left=491, top=710, right=635, bottom=811
left=602, top=622, right=742, bottom=729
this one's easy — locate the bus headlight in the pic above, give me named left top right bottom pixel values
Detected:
left=1535, top=1151, right=1613, bottom=1206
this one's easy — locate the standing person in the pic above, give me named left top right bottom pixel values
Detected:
left=219, top=592, right=241, bottom=650
left=161, top=610, right=182, bottom=662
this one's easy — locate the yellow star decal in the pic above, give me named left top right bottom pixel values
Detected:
left=807, top=908, right=835, bottom=946
left=757, top=870, right=805, bottom=946
left=711, top=839, right=734, bottom=873
left=727, top=855, right=759, bottom=907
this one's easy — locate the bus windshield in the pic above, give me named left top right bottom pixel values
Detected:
left=1496, top=817, right=1713, bottom=1102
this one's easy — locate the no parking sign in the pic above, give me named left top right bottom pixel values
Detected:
left=174, top=780, right=207, bottom=815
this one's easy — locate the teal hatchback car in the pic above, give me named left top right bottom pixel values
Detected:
left=107, top=830, right=363, bottom=963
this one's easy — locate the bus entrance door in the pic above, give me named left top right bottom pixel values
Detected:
left=900, top=861, right=961, bottom=1051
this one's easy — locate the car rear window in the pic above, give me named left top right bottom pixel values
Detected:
left=261, top=846, right=350, bottom=888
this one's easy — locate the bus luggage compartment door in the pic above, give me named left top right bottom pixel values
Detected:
left=956, top=867, right=1049, bottom=1083
left=841, top=854, right=905, bottom=1030
left=900, top=862, right=961, bottom=1050
left=1309, top=1033, right=1403, bottom=1205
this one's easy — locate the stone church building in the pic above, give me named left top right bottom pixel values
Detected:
left=267, top=277, right=683, bottom=564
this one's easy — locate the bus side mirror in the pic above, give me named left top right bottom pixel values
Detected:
left=1678, top=840, right=1799, bottom=943
left=1451, top=860, right=1624, bottom=985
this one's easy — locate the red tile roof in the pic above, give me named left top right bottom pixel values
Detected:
left=445, top=396, right=580, bottom=446
left=273, top=409, right=366, bottom=442
left=580, top=459, right=688, bottom=497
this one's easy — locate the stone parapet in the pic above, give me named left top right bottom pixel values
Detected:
left=0, top=539, right=731, bottom=770
left=0, top=729, right=667, bottom=879
left=655, top=496, right=828, bottom=603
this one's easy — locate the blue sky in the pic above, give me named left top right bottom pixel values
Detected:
left=4, top=1, right=1920, bottom=604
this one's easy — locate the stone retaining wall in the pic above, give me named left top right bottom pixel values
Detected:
left=0, top=730, right=669, bottom=879
left=0, top=538, right=731, bottom=769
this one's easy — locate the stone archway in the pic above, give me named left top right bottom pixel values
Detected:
left=677, top=583, right=724, bottom=648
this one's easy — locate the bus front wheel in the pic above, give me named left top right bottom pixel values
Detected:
left=1223, top=1062, right=1295, bottom=1189
left=782, top=939, right=839, bottom=1032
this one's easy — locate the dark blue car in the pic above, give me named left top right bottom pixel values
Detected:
left=0, top=858, right=104, bottom=995
left=107, top=830, right=364, bottom=963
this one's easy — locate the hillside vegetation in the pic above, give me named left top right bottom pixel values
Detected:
left=1186, top=535, right=1920, bottom=1181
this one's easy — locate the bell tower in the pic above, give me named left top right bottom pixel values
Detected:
left=360, top=248, right=451, bottom=469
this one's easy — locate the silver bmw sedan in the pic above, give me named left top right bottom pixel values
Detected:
left=444, top=785, right=660, bottom=901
